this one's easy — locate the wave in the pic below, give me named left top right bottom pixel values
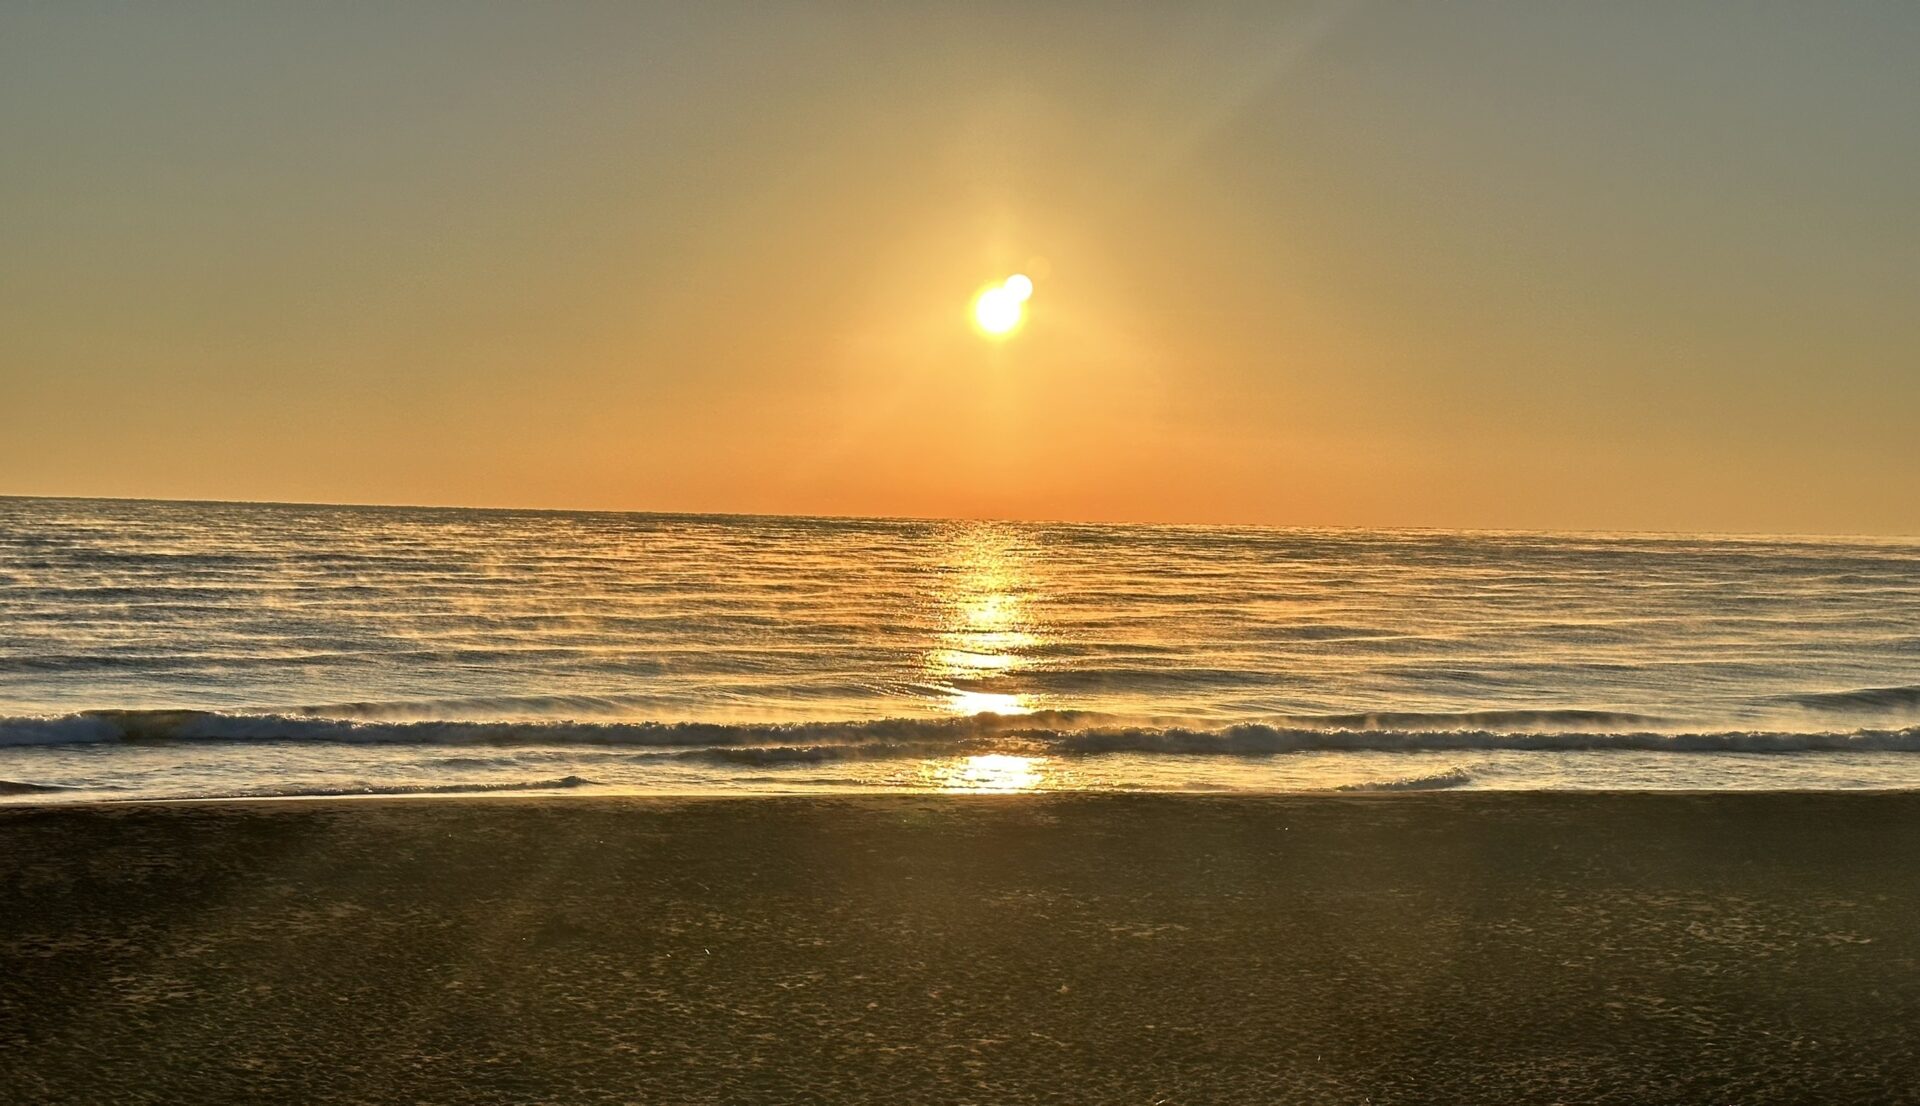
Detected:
left=1281, top=708, right=1656, bottom=730
left=289, top=694, right=681, bottom=721
left=1052, top=724, right=1920, bottom=755
left=1334, top=767, right=1474, bottom=792
left=0, top=779, right=77, bottom=795
left=6, top=709, right=1920, bottom=757
left=1774, top=685, right=1920, bottom=713
left=660, top=743, right=941, bottom=766
left=0, top=709, right=1097, bottom=748
left=190, top=775, right=600, bottom=801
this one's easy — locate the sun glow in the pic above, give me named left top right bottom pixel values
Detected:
left=972, top=273, right=1033, bottom=337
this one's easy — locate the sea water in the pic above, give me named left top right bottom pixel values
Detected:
left=4, top=496, right=1919, bottom=800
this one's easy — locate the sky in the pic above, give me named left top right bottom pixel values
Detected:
left=3, top=2, right=1916, bottom=534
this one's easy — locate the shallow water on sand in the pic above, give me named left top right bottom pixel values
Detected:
left=3, top=496, right=1919, bottom=799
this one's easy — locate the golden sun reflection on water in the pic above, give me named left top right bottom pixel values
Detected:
left=928, top=649, right=1021, bottom=673
left=924, top=524, right=1047, bottom=717
left=944, top=689, right=1034, bottom=716
left=921, top=753, right=1048, bottom=792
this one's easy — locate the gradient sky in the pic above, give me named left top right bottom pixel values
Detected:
left=3, top=2, right=1916, bottom=533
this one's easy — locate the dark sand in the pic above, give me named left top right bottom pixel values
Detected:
left=5, top=792, right=1920, bottom=1104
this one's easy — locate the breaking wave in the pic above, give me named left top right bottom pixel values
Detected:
left=1335, top=767, right=1474, bottom=792
left=5, top=709, right=1920, bottom=758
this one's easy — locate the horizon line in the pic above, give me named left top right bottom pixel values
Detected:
left=4, top=491, right=1915, bottom=545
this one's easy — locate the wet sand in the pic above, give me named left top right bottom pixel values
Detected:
left=5, top=791, right=1920, bottom=1104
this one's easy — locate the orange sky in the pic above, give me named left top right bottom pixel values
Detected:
left=3, top=3, right=1917, bottom=533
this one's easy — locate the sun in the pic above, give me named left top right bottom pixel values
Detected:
left=972, top=274, right=1033, bottom=337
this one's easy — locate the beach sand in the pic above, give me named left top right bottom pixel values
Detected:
left=5, top=792, right=1920, bottom=1104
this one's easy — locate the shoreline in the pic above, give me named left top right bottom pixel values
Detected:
left=18, top=780, right=1920, bottom=810
left=8, top=791, right=1920, bottom=1103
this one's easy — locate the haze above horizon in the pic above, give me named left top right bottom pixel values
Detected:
left=3, top=3, right=1916, bottom=535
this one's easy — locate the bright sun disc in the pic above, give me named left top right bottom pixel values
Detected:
left=974, top=288, right=1021, bottom=335
left=972, top=274, right=1032, bottom=337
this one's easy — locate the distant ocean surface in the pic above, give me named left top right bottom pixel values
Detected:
left=4, top=496, right=1920, bottom=801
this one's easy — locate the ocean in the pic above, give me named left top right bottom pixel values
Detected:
left=3, top=496, right=1919, bottom=801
